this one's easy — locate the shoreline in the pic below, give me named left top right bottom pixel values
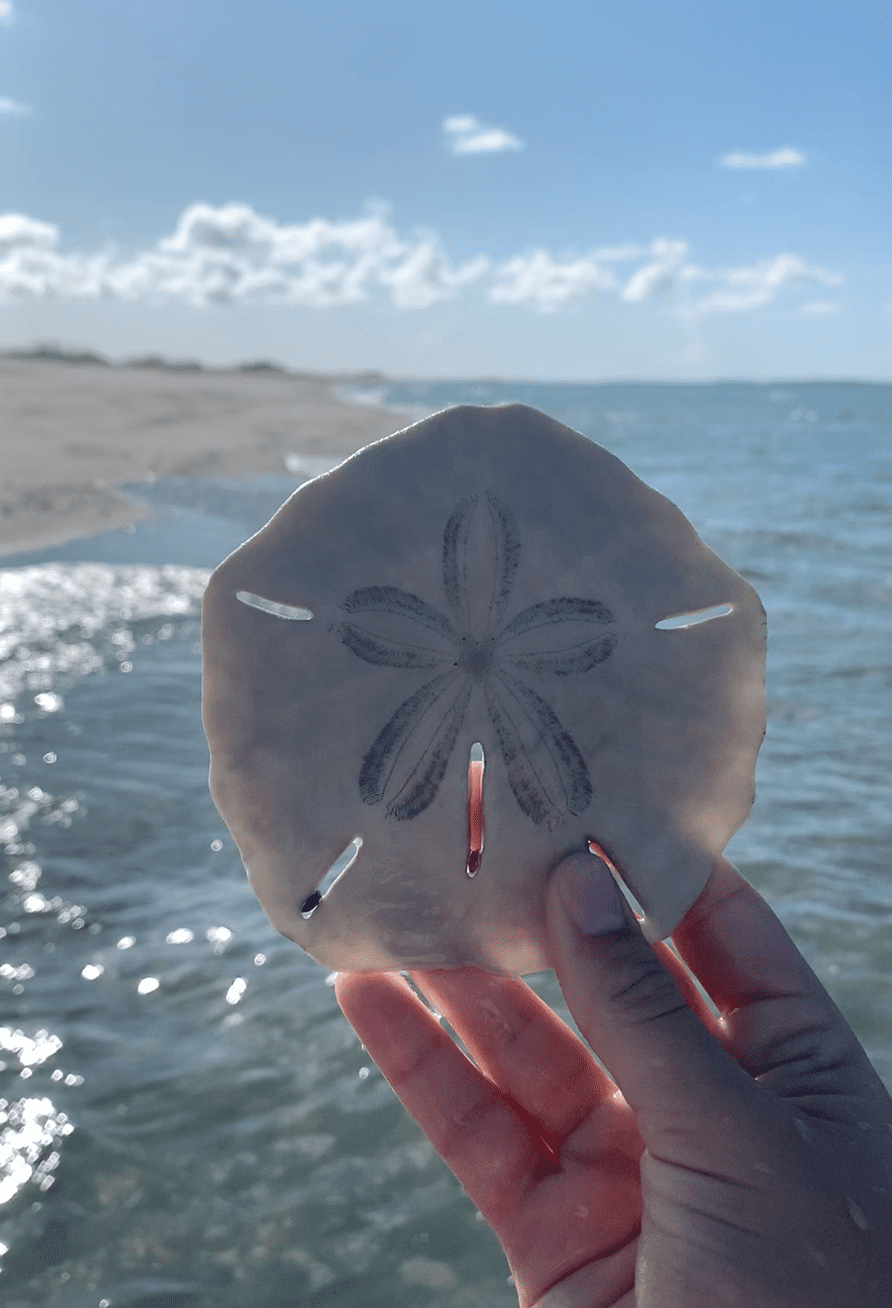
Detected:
left=0, top=357, right=406, bottom=557
left=3, top=355, right=887, bottom=559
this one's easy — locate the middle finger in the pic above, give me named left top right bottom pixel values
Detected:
left=412, top=967, right=630, bottom=1144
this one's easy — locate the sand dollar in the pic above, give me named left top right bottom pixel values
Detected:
left=202, top=404, right=765, bottom=974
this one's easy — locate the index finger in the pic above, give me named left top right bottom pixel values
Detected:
left=673, top=856, right=829, bottom=1013
left=334, top=969, right=546, bottom=1225
left=672, top=857, right=885, bottom=1101
left=410, top=966, right=625, bottom=1143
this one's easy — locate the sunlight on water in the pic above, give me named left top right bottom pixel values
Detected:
left=0, top=558, right=221, bottom=1287
left=0, top=562, right=209, bottom=698
left=0, top=1095, right=73, bottom=1206
left=0, top=1027, right=63, bottom=1070
left=0, top=1031, right=71, bottom=1232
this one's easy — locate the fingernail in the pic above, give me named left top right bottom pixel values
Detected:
left=557, top=854, right=627, bottom=935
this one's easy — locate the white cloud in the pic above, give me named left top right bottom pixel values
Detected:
left=681, top=253, right=843, bottom=313
left=719, top=147, right=805, bottom=170
left=0, top=2, right=14, bottom=26
left=381, top=241, right=489, bottom=308
left=0, top=96, right=29, bottom=115
left=621, top=238, right=689, bottom=302
left=491, top=250, right=616, bottom=311
left=443, top=115, right=524, bottom=155
left=0, top=214, right=56, bottom=249
left=0, top=202, right=844, bottom=319
left=0, top=202, right=489, bottom=308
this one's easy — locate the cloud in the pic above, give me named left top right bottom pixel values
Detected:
left=719, top=147, right=805, bottom=170
left=0, top=202, right=489, bottom=308
left=380, top=241, right=489, bottom=308
left=491, top=250, right=616, bottom=311
left=490, top=240, right=702, bottom=311
left=621, top=238, right=689, bottom=302
left=681, top=253, right=843, bottom=313
left=0, top=2, right=14, bottom=26
left=0, top=96, right=29, bottom=115
left=0, top=213, right=57, bottom=250
left=0, top=201, right=843, bottom=318
left=0, top=213, right=109, bottom=297
left=443, top=115, right=524, bottom=155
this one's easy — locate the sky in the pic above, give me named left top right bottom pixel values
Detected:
left=1, top=0, right=890, bottom=380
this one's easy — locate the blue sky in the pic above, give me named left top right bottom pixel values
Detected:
left=1, top=0, right=890, bottom=379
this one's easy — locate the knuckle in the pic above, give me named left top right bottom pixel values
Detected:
left=603, top=940, right=688, bottom=1027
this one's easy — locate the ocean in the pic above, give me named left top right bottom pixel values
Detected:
left=1, top=380, right=889, bottom=1307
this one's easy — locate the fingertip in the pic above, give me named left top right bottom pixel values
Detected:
left=334, top=968, right=409, bottom=1020
left=549, top=849, right=632, bottom=937
left=332, top=968, right=364, bottom=1019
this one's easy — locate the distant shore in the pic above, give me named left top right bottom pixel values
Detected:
left=0, top=351, right=404, bottom=556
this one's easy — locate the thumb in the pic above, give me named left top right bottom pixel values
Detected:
left=547, top=850, right=749, bottom=1133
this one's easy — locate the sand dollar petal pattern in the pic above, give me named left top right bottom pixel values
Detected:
left=338, top=493, right=616, bottom=831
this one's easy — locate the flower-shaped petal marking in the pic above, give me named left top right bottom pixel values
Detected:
left=339, top=493, right=616, bottom=831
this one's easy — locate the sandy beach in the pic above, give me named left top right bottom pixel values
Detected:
left=0, top=354, right=404, bottom=555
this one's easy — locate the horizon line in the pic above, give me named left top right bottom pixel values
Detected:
left=1, top=343, right=889, bottom=388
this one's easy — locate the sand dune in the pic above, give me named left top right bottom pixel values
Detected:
left=0, top=355, right=404, bottom=554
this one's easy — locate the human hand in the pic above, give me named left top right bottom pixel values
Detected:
left=335, top=852, right=892, bottom=1307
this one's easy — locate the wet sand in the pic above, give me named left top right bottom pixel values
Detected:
left=0, top=356, right=404, bottom=555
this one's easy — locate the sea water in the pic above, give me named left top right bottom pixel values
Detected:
left=0, top=381, right=889, bottom=1307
